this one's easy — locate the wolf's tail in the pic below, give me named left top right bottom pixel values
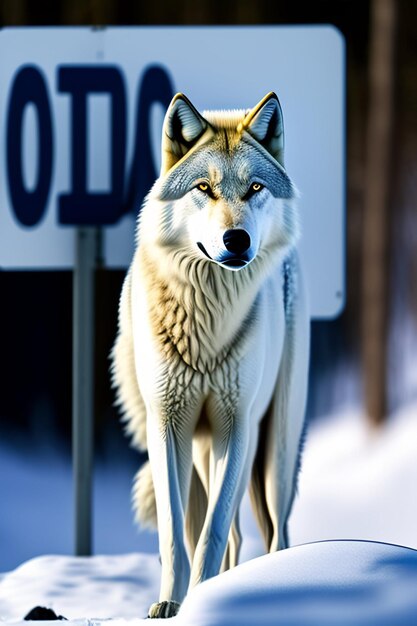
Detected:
left=110, top=269, right=148, bottom=452
left=133, top=461, right=157, bottom=528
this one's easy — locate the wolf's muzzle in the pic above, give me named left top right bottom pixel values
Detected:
left=197, top=231, right=253, bottom=271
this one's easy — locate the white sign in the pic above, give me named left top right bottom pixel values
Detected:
left=0, top=26, right=345, bottom=318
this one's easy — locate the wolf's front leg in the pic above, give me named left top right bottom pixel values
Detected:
left=189, top=413, right=251, bottom=588
left=146, top=405, right=197, bottom=619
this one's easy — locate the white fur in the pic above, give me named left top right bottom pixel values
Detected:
left=111, top=93, right=310, bottom=618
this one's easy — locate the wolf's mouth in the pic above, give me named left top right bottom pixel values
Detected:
left=197, top=242, right=212, bottom=260
left=221, top=259, right=248, bottom=268
left=197, top=242, right=249, bottom=269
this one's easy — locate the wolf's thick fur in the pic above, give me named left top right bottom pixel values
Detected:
left=111, top=92, right=310, bottom=618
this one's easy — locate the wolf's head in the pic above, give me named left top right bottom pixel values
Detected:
left=142, top=92, right=299, bottom=271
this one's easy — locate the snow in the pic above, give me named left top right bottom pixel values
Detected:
left=1, top=403, right=417, bottom=624
left=0, top=553, right=160, bottom=623
left=1, top=542, right=416, bottom=625
left=179, top=540, right=417, bottom=626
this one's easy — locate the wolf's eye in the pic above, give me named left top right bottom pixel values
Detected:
left=243, top=182, right=264, bottom=201
left=195, top=181, right=216, bottom=199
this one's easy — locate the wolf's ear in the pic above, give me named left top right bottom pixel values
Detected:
left=161, top=93, right=210, bottom=174
left=240, top=92, right=285, bottom=166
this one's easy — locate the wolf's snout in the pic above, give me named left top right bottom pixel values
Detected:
left=223, top=229, right=251, bottom=255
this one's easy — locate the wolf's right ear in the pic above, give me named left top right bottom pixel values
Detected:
left=161, top=94, right=211, bottom=174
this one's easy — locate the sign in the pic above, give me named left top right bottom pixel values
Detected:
left=0, top=26, right=345, bottom=318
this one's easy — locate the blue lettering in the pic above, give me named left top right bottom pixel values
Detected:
left=58, top=66, right=127, bottom=225
left=6, top=65, right=53, bottom=227
left=125, top=65, right=174, bottom=215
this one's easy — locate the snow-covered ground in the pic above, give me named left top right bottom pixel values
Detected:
left=1, top=402, right=417, bottom=624
left=1, top=542, right=416, bottom=625
left=0, top=553, right=160, bottom=622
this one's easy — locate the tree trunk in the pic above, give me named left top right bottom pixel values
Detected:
left=362, top=0, right=397, bottom=426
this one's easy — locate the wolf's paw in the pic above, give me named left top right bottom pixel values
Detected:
left=147, top=600, right=181, bottom=618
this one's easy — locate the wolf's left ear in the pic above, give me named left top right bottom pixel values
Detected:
left=240, top=92, right=285, bottom=166
left=161, top=93, right=211, bottom=174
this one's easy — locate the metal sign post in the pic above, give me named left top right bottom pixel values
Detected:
left=73, top=226, right=101, bottom=556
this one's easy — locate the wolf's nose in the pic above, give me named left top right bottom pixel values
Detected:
left=223, top=229, right=251, bottom=255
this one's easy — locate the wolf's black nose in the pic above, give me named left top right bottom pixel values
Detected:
left=223, top=229, right=251, bottom=255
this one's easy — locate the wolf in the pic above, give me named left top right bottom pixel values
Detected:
left=111, top=91, right=310, bottom=618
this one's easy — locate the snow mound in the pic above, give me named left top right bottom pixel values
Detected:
left=179, top=540, right=417, bottom=626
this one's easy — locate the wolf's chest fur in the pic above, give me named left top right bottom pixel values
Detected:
left=138, top=245, right=264, bottom=375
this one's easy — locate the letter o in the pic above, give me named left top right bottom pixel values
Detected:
left=6, top=65, right=53, bottom=227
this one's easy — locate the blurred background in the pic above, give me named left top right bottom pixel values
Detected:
left=1, top=0, right=417, bottom=571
